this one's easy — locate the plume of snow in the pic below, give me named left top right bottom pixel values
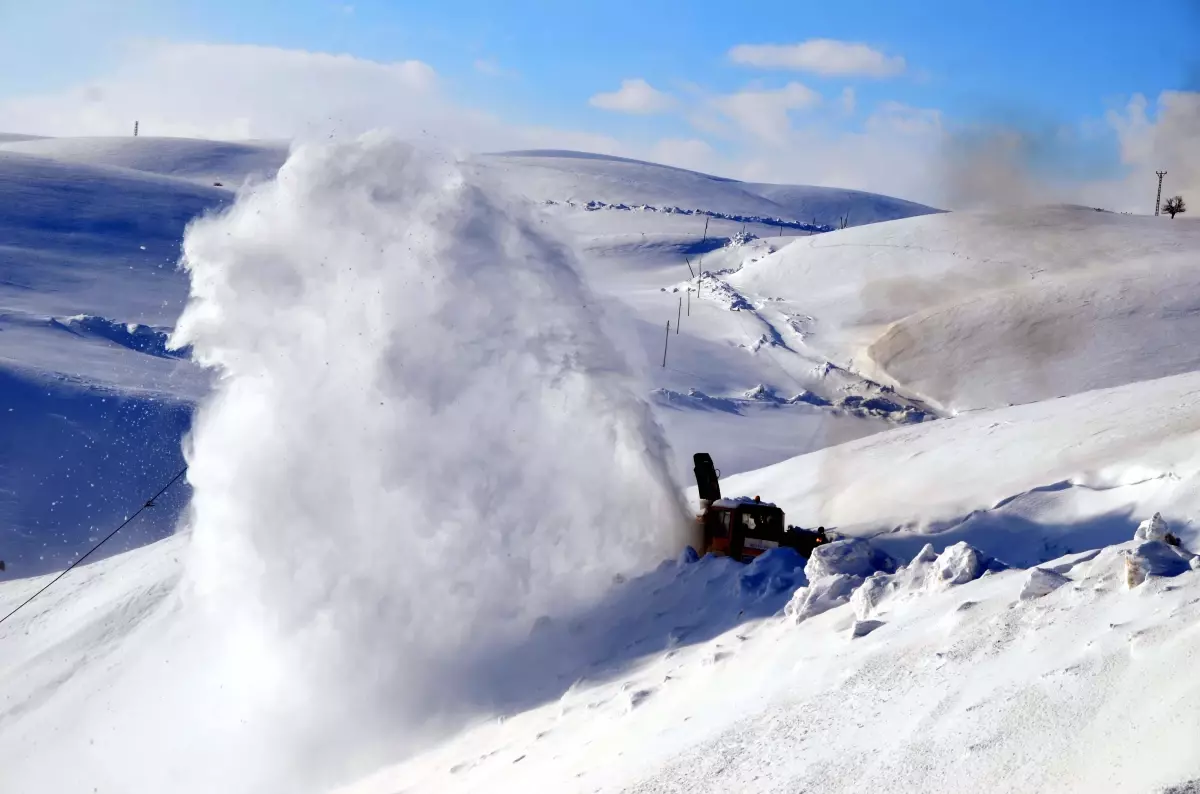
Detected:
left=169, top=132, right=688, bottom=788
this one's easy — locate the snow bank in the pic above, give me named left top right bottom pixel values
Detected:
left=735, top=547, right=807, bottom=600
left=166, top=134, right=688, bottom=790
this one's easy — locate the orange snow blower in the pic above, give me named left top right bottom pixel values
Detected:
left=693, top=452, right=828, bottom=562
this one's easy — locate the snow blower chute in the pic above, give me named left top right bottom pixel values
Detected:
left=693, top=452, right=827, bottom=562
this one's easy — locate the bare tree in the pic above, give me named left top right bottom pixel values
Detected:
left=1164, top=195, right=1186, bottom=219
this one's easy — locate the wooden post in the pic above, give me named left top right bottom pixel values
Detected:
left=662, top=321, right=671, bottom=367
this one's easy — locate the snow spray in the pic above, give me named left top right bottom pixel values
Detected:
left=169, top=133, right=688, bottom=788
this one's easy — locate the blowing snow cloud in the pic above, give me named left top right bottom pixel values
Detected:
left=171, top=133, right=688, bottom=788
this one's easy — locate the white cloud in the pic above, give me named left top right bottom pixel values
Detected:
left=473, top=59, right=506, bottom=77
left=724, top=101, right=946, bottom=205
left=708, top=82, right=822, bottom=146
left=648, top=137, right=717, bottom=172
left=839, top=87, right=856, bottom=115
left=0, top=42, right=436, bottom=141
left=867, top=101, right=941, bottom=136
left=1091, top=90, right=1200, bottom=212
left=0, top=41, right=621, bottom=155
left=729, top=39, right=906, bottom=78
left=588, top=79, right=677, bottom=115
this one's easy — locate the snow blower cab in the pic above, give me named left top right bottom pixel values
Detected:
left=693, top=452, right=828, bottom=562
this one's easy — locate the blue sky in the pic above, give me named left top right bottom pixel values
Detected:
left=1, top=0, right=1197, bottom=206
left=3, top=0, right=1195, bottom=123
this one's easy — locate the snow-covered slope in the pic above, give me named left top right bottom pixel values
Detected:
left=743, top=180, right=941, bottom=226
left=0, top=150, right=220, bottom=575
left=3, top=133, right=1200, bottom=794
left=344, top=539, right=1200, bottom=794
left=729, top=206, right=1200, bottom=412
left=0, top=135, right=289, bottom=186
left=477, top=150, right=942, bottom=229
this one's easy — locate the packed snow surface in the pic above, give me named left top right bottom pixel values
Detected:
left=2, top=132, right=1200, bottom=793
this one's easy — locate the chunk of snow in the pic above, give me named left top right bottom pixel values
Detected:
left=926, top=541, right=994, bottom=589
left=850, top=542, right=997, bottom=619
left=804, top=537, right=897, bottom=581
left=784, top=573, right=862, bottom=624
left=850, top=571, right=897, bottom=620
left=850, top=619, right=886, bottom=638
left=1020, top=568, right=1071, bottom=600
left=1134, top=512, right=1170, bottom=542
left=1124, top=540, right=1198, bottom=588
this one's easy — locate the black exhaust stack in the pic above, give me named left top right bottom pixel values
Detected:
left=693, top=452, right=721, bottom=503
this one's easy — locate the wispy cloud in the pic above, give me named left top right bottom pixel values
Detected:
left=839, top=87, right=857, bottom=115
left=707, top=82, right=822, bottom=146
left=588, top=79, right=677, bottom=114
left=729, top=39, right=906, bottom=78
left=473, top=58, right=511, bottom=78
left=0, top=41, right=618, bottom=154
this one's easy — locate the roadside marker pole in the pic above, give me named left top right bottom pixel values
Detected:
left=662, top=321, right=671, bottom=367
left=677, top=297, right=681, bottom=333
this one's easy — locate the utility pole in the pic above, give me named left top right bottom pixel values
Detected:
left=676, top=296, right=681, bottom=333
left=1155, top=171, right=1168, bottom=216
left=687, top=286, right=690, bottom=316
left=133, top=120, right=139, bottom=137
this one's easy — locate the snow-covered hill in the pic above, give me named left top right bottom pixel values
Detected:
left=729, top=206, right=1200, bottom=412
left=0, top=135, right=288, bottom=186
left=477, top=149, right=942, bottom=228
left=2, top=132, right=1200, bottom=794
left=0, top=149, right=220, bottom=574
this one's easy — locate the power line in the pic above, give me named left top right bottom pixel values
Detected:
left=1156, top=171, right=1168, bottom=216
left=0, top=466, right=189, bottom=629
